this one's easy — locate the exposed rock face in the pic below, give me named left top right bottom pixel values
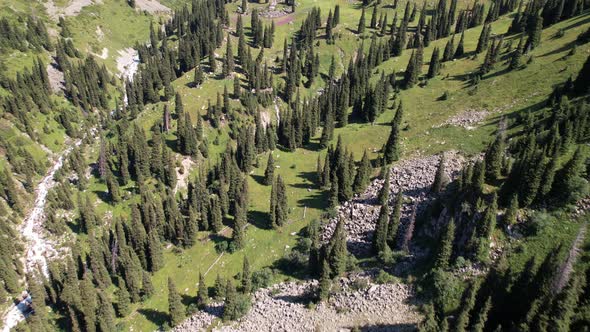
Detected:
left=173, top=303, right=223, bottom=332
left=214, top=274, right=420, bottom=332
left=322, top=152, right=467, bottom=256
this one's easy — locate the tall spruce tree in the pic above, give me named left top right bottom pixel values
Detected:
left=168, top=277, right=184, bottom=326
left=383, top=103, right=403, bottom=164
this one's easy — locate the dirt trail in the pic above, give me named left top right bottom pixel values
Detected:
left=1, top=139, right=82, bottom=332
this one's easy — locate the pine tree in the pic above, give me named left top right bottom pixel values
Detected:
left=370, top=5, right=378, bottom=29
left=334, top=5, right=340, bottom=25
left=404, top=50, right=419, bottom=88
left=431, top=154, right=446, bottom=194
left=142, top=271, right=155, bottom=299
left=509, top=35, right=525, bottom=70
left=241, top=257, right=252, bottom=294
left=455, top=32, right=465, bottom=58
left=384, top=103, right=403, bottom=164
left=223, top=34, right=235, bottom=77
left=388, top=190, right=402, bottom=249
left=232, top=202, right=246, bottom=250
left=115, top=278, right=132, bottom=317
left=454, top=281, right=481, bottom=332
left=168, top=277, right=184, bottom=326
left=263, top=153, right=274, bottom=185
left=476, top=24, right=491, bottom=54
left=270, top=175, right=288, bottom=228
left=96, top=290, right=116, bottom=332
left=194, top=64, right=204, bottom=86
left=427, top=47, right=441, bottom=79
left=358, top=7, right=366, bottom=34
left=222, top=281, right=237, bottom=321
left=435, top=219, right=455, bottom=269
left=353, top=150, right=371, bottom=194
left=328, top=218, right=348, bottom=278
left=197, top=272, right=207, bottom=309
left=504, top=194, right=519, bottom=226
left=525, top=14, right=543, bottom=51
left=373, top=204, right=390, bottom=255
left=485, top=130, right=505, bottom=181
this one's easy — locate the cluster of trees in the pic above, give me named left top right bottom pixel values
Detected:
left=416, top=67, right=590, bottom=330
left=0, top=15, right=52, bottom=54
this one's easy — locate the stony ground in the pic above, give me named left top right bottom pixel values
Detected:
left=322, top=151, right=467, bottom=256
left=173, top=272, right=420, bottom=332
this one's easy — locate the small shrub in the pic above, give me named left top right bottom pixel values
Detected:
left=350, top=278, right=369, bottom=291
left=252, top=268, right=274, bottom=290
left=375, top=269, right=397, bottom=284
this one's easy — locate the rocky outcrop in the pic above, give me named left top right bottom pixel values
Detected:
left=215, top=274, right=420, bottom=332
left=322, top=151, right=467, bottom=256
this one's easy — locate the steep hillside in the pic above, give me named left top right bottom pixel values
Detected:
left=0, top=0, right=590, bottom=331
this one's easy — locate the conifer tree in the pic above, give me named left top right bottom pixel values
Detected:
left=404, top=50, right=419, bottom=88
left=358, top=7, right=366, bottom=34
left=485, top=130, right=505, bottom=181
left=388, top=190, right=402, bottom=249
left=334, top=5, right=340, bottom=25
left=194, top=64, right=204, bottom=86
left=504, top=194, right=519, bottom=226
left=222, top=281, right=237, bottom=321
left=197, top=272, right=207, bottom=309
left=223, top=34, right=235, bottom=77
left=96, top=290, right=117, bottom=332
left=455, top=32, right=465, bottom=58
left=476, top=24, right=491, bottom=54
left=435, top=219, right=455, bottom=269
left=115, top=278, right=131, bottom=317
left=142, top=271, right=155, bottom=299
left=241, top=257, right=252, bottom=294
left=370, top=5, right=378, bottom=29
left=509, top=35, right=525, bottom=70
left=525, top=14, right=543, bottom=51
left=378, top=169, right=390, bottom=205
left=327, top=218, right=348, bottom=278
left=168, top=277, right=184, bottom=326
left=373, top=204, right=390, bottom=255
left=454, top=281, right=481, bottom=332
left=270, top=175, right=288, bottom=228
left=384, top=103, right=403, bottom=164
left=427, top=47, right=441, bottom=79
left=353, top=150, right=371, bottom=193
left=232, top=202, right=246, bottom=250
left=263, top=153, right=274, bottom=185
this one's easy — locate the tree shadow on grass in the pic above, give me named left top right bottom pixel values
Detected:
left=247, top=210, right=270, bottom=230
left=181, top=294, right=196, bottom=307
left=297, top=171, right=318, bottom=184
left=297, top=190, right=328, bottom=210
left=137, top=308, right=168, bottom=328
left=250, top=174, right=267, bottom=186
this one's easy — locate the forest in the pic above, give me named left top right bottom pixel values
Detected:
left=0, top=0, right=589, bottom=331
